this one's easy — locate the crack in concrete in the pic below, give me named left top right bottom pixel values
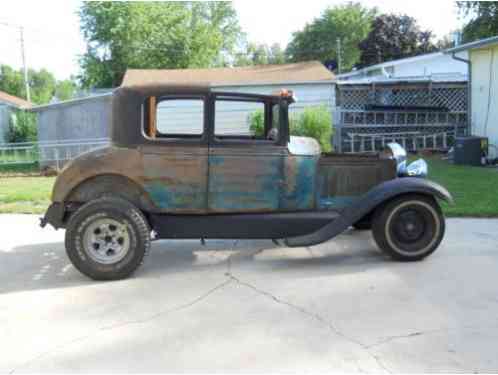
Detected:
left=226, top=273, right=392, bottom=373
left=366, top=328, right=447, bottom=349
left=9, top=278, right=233, bottom=374
left=11, top=240, right=394, bottom=374
left=100, top=278, right=233, bottom=330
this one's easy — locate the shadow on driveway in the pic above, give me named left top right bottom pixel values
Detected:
left=0, top=231, right=390, bottom=295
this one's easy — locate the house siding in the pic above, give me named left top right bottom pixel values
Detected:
left=393, top=53, right=468, bottom=77
left=470, top=46, right=498, bottom=158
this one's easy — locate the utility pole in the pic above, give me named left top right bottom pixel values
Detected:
left=336, top=38, right=342, bottom=75
left=19, top=26, right=31, bottom=102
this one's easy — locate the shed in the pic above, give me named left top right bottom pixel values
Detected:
left=32, top=61, right=335, bottom=144
left=0, top=90, right=32, bottom=143
left=446, top=36, right=498, bottom=158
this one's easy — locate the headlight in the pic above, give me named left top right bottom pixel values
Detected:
left=406, top=159, right=428, bottom=177
left=381, top=142, right=407, bottom=176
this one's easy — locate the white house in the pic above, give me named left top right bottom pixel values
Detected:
left=446, top=36, right=498, bottom=159
left=337, top=51, right=468, bottom=83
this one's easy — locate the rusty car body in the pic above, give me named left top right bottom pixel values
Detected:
left=41, top=77, right=453, bottom=280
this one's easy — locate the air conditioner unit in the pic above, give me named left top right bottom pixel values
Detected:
left=454, top=136, right=488, bottom=166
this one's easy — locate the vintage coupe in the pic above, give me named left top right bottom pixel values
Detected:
left=41, top=79, right=453, bottom=280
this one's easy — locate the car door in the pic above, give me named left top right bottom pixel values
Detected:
left=207, top=94, right=286, bottom=213
left=140, top=95, right=209, bottom=213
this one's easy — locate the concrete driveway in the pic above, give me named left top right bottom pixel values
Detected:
left=1, top=214, right=498, bottom=373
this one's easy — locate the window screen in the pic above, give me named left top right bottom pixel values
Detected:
left=156, top=98, right=204, bottom=136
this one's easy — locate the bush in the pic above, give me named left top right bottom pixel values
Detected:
left=8, top=110, right=37, bottom=143
left=248, top=105, right=333, bottom=152
left=249, top=109, right=265, bottom=137
left=292, top=106, right=333, bottom=152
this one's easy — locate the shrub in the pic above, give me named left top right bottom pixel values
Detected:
left=248, top=105, right=333, bottom=152
left=8, top=110, right=37, bottom=143
left=292, top=106, right=333, bottom=152
left=248, top=109, right=265, bottom=137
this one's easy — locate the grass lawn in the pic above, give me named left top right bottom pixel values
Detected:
left=422, top=156, right=498, bottom=217
left=0, top=177, right=55, bottom=214
left=0, top=156, right=497, bottom=216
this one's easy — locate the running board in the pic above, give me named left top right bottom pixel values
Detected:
left=150, top=211, right=339, bottom=240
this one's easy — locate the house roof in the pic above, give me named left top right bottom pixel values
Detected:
left=445, top=35, right=498, bottom=53
left=0, top=90, right=31, bottom=109
left=121, top=61, right=335, bottom=88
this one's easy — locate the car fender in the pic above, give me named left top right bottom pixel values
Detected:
left=284, top=177, right=453, bottom=247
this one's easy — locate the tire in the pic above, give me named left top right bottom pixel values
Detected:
left=372, top=194, right=445, bottom=261
left=65, top=197, right=151, bottom=280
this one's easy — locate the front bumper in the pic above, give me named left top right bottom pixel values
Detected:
left=40, top=202, right=66, bottom=229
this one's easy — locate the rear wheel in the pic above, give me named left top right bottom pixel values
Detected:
left=372, top=194, right=445, bottom=261
left=65, top=197, right=150, bottom=280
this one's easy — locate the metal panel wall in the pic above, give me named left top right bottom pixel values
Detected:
left=36, top=96, right=112, bottom=143
left=0, top=105, right=10, bottom=143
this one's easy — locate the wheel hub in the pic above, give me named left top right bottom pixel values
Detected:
left=394, top=209, right=425, bottom=243
left=83, top=218, right=131, bottom=264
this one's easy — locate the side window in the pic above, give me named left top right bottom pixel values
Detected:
left=214, top=98, right=274, bottom=141
left=145, top=97, right=204, bottom=139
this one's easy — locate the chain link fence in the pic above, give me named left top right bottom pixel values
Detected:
left=0, top=138, right=110, bottom=170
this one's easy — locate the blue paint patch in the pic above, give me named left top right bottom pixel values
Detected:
left=281, top=156, right=318, bottom=210
left=144, top=182, right=205, bottom=210
left=208, top=155, right=281, bottom=211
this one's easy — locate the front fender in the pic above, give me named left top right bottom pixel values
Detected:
left=284, top=177, right=453, bottom=247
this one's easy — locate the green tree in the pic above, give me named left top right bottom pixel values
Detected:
left=234, top=42, right=287, bottom=66
left=55, top=79, right=78, bottom=101
left=286, top=2, right=376, bottom=71
left=0, top=65, right=77, bottom=104
left=79, top=1, right=242, bottom=88
left=358, top=14, right=437, bottom=67
left=458, top=2, right=498, bottom=42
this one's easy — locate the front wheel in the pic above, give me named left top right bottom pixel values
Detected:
left=65, top=197, right=151, bottom=280
left=372, top=194, right=445, bottom=261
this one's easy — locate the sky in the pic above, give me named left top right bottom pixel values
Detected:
left=0, top=0, right=466, bottom=81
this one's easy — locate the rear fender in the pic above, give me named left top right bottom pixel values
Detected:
left=284, top=177, right=453, bottom=247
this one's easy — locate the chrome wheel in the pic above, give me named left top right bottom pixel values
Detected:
left=83, top=218, right=131, bottom=264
